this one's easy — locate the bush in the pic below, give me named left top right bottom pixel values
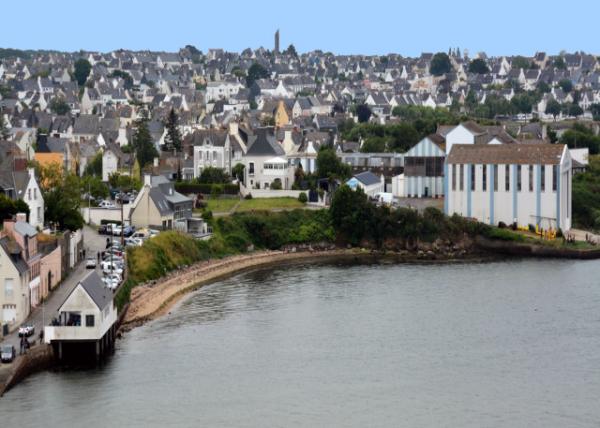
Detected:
left=528, top=224, right=536, bottom=233
left=270, top=179, right=282, bottom=190
left=298, top=192, right=308, bottom=203
left=244, top=193, right=253, bottom=200
left=202, top=210, right=213, bottom=221
left=175, top=182, right=239, bottom=195
left=498, top=221, right=507, bottom=228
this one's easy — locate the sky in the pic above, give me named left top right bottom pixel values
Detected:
left=3, top=0, right=597, bottom=57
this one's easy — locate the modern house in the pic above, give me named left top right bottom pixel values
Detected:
left=346, top=171, right=385, bottom=197
left=44, top=271, right=117, bottom=362
left=445, top=144, right=572, bottom=231
left=403, top=134, right=445, bottom=198
left=243, top=128, right=294, bottom=190
left=129, top=175, right=193, bottom=230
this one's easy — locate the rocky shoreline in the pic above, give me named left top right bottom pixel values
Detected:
left=120, top=240, right=490, bottom=331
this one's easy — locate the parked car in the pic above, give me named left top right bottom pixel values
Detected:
left=123, top=225, right=135, bottom=237
left=112, top=225, right=123, bottom=236
left=102, top=276, right=119, bottom=290
left=101, top=261, right=123, bottom=276
left=98, top=225, right=109, bottom=235
left=1, top=345, right=16, bottom=363
left=98, top=200, right=116, bottom=209
left=85, top=257, right=97, bottom=269
left=18, top=324, right=35, bottom=337
left=125, top=237, right=143, bottom=247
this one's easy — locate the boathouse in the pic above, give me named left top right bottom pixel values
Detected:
left=44, top=271, right=117, bottom=362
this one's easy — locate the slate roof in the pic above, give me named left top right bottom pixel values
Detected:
left=246, top=128, right=285, bottom=156
left=78, top=271, right=113, bottom=310
left=14, top=220, right=36, bottom=237
left=354, top=171, right=381, bottom=186
left=0, top=237, right=29, bottom=275
left=447, top=144, right=565, bottom=165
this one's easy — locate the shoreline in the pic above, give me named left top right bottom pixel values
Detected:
left=120, top=247, right=492, bottom=331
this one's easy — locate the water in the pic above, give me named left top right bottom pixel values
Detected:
left=2, top=259, right=600, bottom=427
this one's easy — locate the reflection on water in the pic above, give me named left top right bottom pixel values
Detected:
left=1, top=259, right=600, bottom=428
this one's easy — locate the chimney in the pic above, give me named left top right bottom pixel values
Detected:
left=28, top=167, right=35, bottom=178
left=153, top=157, right=159, bottom=167
left=144, top=174, right=152, bottom=187
left=16, top=213, right=27, bottom=223
left=542, top=124, right=548, bottom=140
left=228, top=122, right=239, bottom=135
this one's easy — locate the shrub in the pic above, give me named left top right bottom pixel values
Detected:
left=298, top=192, right=308, bottom=203
left=244, top=193, right=253, bottom=200
left=202, top=210, right=213, bottom=221
left=498, top=221, right=507, bottom=228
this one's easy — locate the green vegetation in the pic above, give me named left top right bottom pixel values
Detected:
left=204, top=198, right=239, bottom=213
left=246, top=62, right=269, bottom=87
left=36, top=162, right=84, bottom=231
left=429, top=52, right=452, bottom=76
left=132, top=119, right=159, bottom=168
left=49, top=97, right=70, bottom=115
left=73, top=58, right=92, bottom=86
left=560, top=124, right=600, bottom=154
left=163, top=108, right=182, bottom=152
left=316, top=147, right=351, bottom=179
left=235, top=197, right=304, bottom=212
left=0, top=194, right=29, bottom=221
left=573, top=155, right=600, bottom=230
left=198, top=167, right=230, bottom=184
left=468, top=58, right=489, bottom=74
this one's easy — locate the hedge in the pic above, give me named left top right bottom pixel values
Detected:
left=175, top=182, right=240, bottom=195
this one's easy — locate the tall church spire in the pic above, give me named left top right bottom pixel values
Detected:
left=274, top=29, right=280, bottom=54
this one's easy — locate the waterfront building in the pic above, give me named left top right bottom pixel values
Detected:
left=403, top=134, right=445, bottom=198
left=243, top=128, right=294, bottom=190
left=445, top=143, right=572, bottom=231
left=44, top=271, right=117, bottom=362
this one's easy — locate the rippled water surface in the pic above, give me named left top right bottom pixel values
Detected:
left=2, top=259, right=600, bottom=427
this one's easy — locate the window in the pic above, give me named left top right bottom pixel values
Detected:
left=470, top=165, right=475, bottom=191
left=85, top=315, right=95, bottom=327
left=37, top=207, right=41, bottom=221
left=452, top=164, right=456, bottom=191
left=4, top=278, right=14, bottom=298
left=528, top=165, right=533, bottom=192
left=34, top=188, right=37, bottom=200
left=249, top=162, right=255, bottom=175
left=459, top=164, right=464, bottom=191
left=505, top=165, right=510, bottom=191
left=493, top=165, right=497, bottom=192
left=541, top=165, right=546, bottom=192
left=517, top=165, right=522, bottom=192
left=482, top=165, right=487, bottom=191
left=553, top=165, right=558, bottom=191
left=28, top=189, right=31, bottom=200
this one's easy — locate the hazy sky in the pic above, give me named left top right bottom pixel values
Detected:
left=3, top=0, right=595, bottom=56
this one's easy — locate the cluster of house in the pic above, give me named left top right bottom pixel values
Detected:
left=0, top=213, right=83, bottom=333
left=0, top=42, right=593, bottom=337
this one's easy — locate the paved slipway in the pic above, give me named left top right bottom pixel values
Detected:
left=0, top=226, right=107, bottom=383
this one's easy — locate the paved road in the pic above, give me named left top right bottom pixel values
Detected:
left=1, top=226, right=107, bottom=352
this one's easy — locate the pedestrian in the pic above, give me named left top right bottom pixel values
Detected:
left=97, top=251, right=101, bottom=263
left=19, top=336, right=24, bottom=355
left=39, top=329, right=44, bottom=345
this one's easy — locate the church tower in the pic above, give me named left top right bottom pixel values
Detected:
left=274, top=29, right=280, bottom=54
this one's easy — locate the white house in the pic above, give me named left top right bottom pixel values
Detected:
left=445, top=144, right=572, bottom=231
left=244, top=128, right=294, bottom=190
left=102, top=147, right=119, bottom=182
left=346, top=171, right=385, bottom=198
left=206, top=81, right=244, bottom=102
left=403, top=135, right=445, bottom=198
left=44, top=271, right=117, bottom=357
left=0, top=236, right=30, bottom=330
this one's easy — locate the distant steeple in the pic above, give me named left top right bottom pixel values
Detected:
left=274, top=29, right=280, bottom=54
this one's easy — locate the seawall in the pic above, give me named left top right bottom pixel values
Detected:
left=0, top=345, right=54, bottom=397
left=475, top=237, right=600, bottom=259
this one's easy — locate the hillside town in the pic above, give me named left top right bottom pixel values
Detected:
left=0, top=32, right=599, bottom=345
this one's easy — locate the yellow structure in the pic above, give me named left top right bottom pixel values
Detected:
left=274, top=100, right=290, bottom=128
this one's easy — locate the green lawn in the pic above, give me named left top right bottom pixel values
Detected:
left=236, top=197, right=304, bottom=212
left=204, top=198, right=240, bottom=213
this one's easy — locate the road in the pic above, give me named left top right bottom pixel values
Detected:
left=1, top=226, right=107, bottom=352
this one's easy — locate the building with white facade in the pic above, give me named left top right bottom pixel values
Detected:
left=346, top=171, right=385, bottom=198
left=243, top=128, right=294, bottom=190
left=403, top=134, right=445, bottom=198
left=445, top=144, right=572, bottom=231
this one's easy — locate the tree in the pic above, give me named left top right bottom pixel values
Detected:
left=132, top=119, right=158, bottom=168
left=537, top=81, right=551, bottom=94
left=163, top=108, right=182, bottom=152
left=284, top=44, right=298, bottom=58
left=73, top=58, right=92, bottom=86
left=356, top=104, right=372, bottom=123
left=0, top=194, right=17, bottom=220
left=198, top=167, right=230, bottom=184
left=329, top=185, right=373, bottom=245
left=553, top=57, right=566, bottom=70
left=14, top=199, right=30, bottom=221
left=49, top=97, right=71, bottom=115
left=590, top=103, right=600, bottom=121
left=44, top=173, right=84, bottom=231
left=108, top=172, right=141, bottom=192
left=558, top=79, right=573, bottom=93
left=232, top=163, right=245, bottom=182
left=468, top=58, right=489, bottom=74
left=511, top=56, right=531, bottom=70
left=429, top=52, right=452, bottom=76
left=84, top=151, right=103, bottom=177
left=545, top=99, right=562, bottom=120
left=82, top=175, right=109, bottom=199
left=246, top=62, right=269, bottom=87
left=566, top=103, right=583, bottom=118
left=316, top=147, right=351, bottom=179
